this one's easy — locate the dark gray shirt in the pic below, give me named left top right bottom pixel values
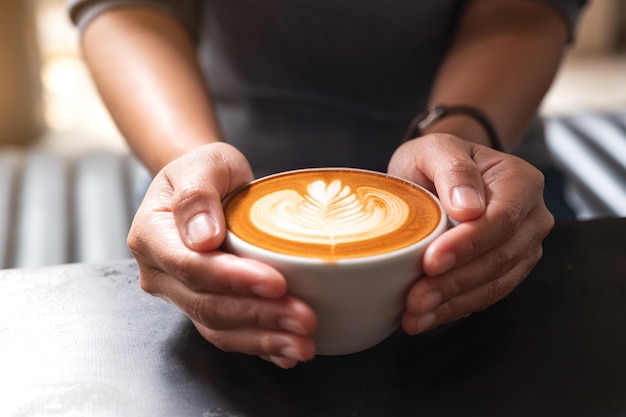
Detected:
left=68, top=0, right=587, bottom=175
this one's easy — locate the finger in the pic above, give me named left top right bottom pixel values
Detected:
left=388, top=134, right=486, bottom=222
left=410, top=239, right=540, bottom=313
left=421, top=209, right=521, bottom=277
left=172, top=180, right=227, bottom=251
left=138, top=238, right=287, bottom=299
left=260, top=355, right=299, bottom=370
left=131, top=206, right=289, bottom=297
left=402, top=258, right=535, bottom=335
left=402, top=221, right=545, bottom=336
left=165, top=142, right=254, bottom=252
left=150, top=270, right=318, bottom=334
left=406, top=207, right=548, bottom=317
left=422, top=156, right=552, bottom=276
left=194, top=323, right=317, bottom=367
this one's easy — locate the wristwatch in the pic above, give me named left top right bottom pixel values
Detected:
left=403, top=104, right=507, bottom=152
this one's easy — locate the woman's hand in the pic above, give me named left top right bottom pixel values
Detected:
left=388, top=134, right=554, bottom=334
left=128, top=142, right=318, bottom=368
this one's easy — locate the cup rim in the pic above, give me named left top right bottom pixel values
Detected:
left=222, top=167, right=448, bottom=264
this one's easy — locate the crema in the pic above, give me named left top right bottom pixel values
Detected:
left=223, top=168, right=441, bottom=261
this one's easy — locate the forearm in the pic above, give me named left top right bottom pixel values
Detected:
left=424, top=0, right=569, bottom=150
left=81, top=8, right=221, bottom=175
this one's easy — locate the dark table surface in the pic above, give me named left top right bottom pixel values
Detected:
left=1, top=218, right=626, bottom=417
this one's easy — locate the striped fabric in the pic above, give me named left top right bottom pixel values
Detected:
left=545, top=111, right=626, bottom=219
left=0, top=150, right=149, bottom=269
left=1, top=112, right=625, bottom=268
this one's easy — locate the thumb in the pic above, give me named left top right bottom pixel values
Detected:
left=389, top=134, right=486, bottom=222
left=166, top=143, right=254, bottom=252
left=177, top=193, right=226, bottom=252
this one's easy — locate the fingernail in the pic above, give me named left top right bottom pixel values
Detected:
left=186, top=213, right=216, bottom=244
left=279, top=317, right=308, bottom=336
left=280, top=346, right=302, bottom=362
left=432, top=253, right=456, bottom=276
left=415, top=313, right=437, bottom=334
left=250, top=283, right=283, bottom=298
left=268, top=355, right=296, bottom=369
left=451, top=186, right=484, bottom=210
left=420, top=291, right=442, bottom=313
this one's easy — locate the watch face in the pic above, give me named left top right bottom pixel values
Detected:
left=403, top=105, right=446, bottom=142
left=405, top=104, right=505, bottom=152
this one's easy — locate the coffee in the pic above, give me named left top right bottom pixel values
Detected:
left=223, top=168, right=448, bottom=354
left=223, top=168, right=441, bottom=261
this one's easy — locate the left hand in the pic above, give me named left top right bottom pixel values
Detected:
left=388, top=133, right=554, bottom=334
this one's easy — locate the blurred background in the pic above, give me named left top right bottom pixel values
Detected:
left=31, top=0, right=626, bottom=150
left=3, top=0, right=127, bottom=153
left=1, top=0, right=625, bottom=268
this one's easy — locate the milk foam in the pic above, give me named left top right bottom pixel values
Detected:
left=250, top=179, right=409, bottom=246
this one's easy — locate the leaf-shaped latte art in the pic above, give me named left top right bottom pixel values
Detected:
left=250, top=179, right=409, bottom=246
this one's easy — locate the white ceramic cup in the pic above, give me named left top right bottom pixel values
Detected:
left=222, top=168, right=448, bottom=355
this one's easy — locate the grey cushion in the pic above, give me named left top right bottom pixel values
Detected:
left=545, top=111, right=626, bottom=219
left=0, top=150, right=149, bottom=269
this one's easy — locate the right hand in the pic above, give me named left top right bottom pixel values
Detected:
left=127, top=143, right=318, bottom=369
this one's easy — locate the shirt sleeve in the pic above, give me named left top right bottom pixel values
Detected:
left=66, top=0, right=201, bottom=40
left=532, top=0, right=589, bottom=41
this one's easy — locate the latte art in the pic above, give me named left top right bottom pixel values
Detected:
left=223, top=168, right=442, bottom=260
left=222, top=168, right=447, bottom=355
left=250, top=179, right=409, bottom=247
